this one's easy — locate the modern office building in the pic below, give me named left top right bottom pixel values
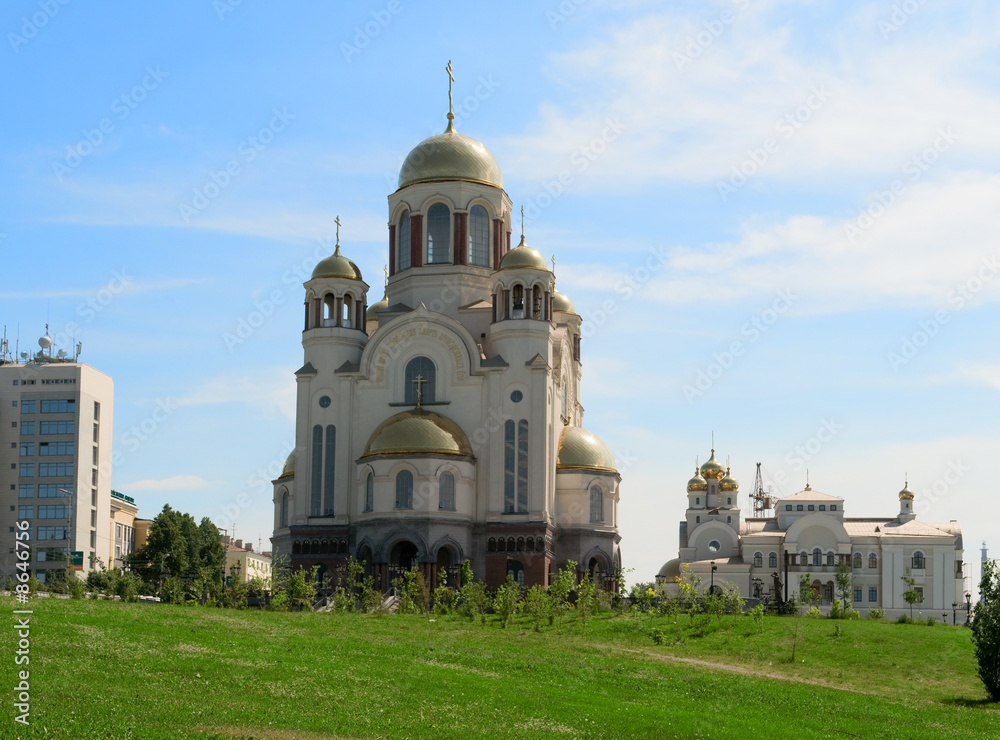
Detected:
left=1, top=335, right=114, bottom=582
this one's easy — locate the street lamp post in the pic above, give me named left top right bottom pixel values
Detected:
left=965, top=592, right=972, bottom=626
left=57, top=488, right=74, bottom=581
left=952, top=602, right=957, bottom=625
left=710, top=561, right=718, bottom=595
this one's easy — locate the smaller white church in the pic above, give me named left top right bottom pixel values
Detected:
left=657, top=449, right=967, bottom=619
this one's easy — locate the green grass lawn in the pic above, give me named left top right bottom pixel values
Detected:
left=2, top=596, right=997, bottom=739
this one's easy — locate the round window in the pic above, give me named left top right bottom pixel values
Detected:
left=510, top=390, right=523, bottom=403
left=708, top=540, right=721, bottom=553
left=318, top=396, right=331, bottom=408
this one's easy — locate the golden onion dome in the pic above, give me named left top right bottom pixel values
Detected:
left=657, top=558, right=682, bottom=583
left=687, top=467, right=708, bottom=492
left=557, top=426, right=617, bottom=473
left=398, top=125, right=503, bottom=190
left=552, top=290, right=577, bottom=315
left=700, top=449, right=726, bottom=480
left=720, top=467, right=739, bottom=492
left=279, top=451, right=295, bottom=479
left=366, top=292, right=389, bottom=321
left=499, top=235, right=550, bottom=272
left=362, top=408, right=474, bottom=459
left=312, top=244, right=363, bottom=281
left=898, top=480, right=914, bottom=500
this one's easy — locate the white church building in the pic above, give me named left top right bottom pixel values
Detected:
left=270, top=93, right=621, bottom=592
left=657, top=449, right=967, bottom=618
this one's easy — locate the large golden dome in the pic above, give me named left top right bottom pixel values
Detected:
left=312, top=245, right=363, bottom=280
left=398, top=125, right=504, bottom=190
left=362, top=408, right=474, bottom=459
left=700, top=449, right=726, bottom=480
left=557, top=426, right=617, bottom=473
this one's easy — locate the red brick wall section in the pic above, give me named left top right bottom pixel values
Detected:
left=454, top=212, right=468, bottom=265
left=410, top=214, right=423, bottom=268
left=388, top=224, right=396, bottom=276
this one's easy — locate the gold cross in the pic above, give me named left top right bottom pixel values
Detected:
left=335, top=215, right=341, bottom=244
left=551, top=255, right=556, bottom=272
left=446, top=61, right=455, bottom=116
left=383, top=264, right=389, bottom=287
left=412, top=373, right=427, bottom=408
left=520, top=205, right=525, bottom=237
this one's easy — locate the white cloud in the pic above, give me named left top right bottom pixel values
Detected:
left=125, top=474, right=221, bottom=491
left=176, top=370, right=297, bottom=421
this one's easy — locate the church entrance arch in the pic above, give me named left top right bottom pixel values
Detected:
left=387, top=540, right=419, bottom=584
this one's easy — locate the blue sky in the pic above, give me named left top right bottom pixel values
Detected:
left=3, top=0, right=997, bottom=591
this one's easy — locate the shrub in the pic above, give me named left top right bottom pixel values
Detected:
left=972, top=558, right=1000, bottom=701
left=493, top=575, right=522, bottom=629
left=749, top=604, right=764, bottom=632
left=925, top=616, right=937, bottom=626
left=805, top=607, right=822, bottom=618
left=867, top=607, right=886, bottom=621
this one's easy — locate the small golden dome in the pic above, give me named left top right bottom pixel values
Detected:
left=499, top=235, right=550, bottom=272
left=366, top=292, right=389, bottom=321
left=362, top=408, right=474, bottom=459
left=552, top=290, right=577, bottom=315
left=898, top=480, right=914, bottom=500
left=687, top=468, right=708, bottom=492
left=279, top=451, right=295, bottom=479
left=312, top=244, right=363, bottom=281
left=700, top=449, right=726, bottom=480
left=557, top=426, right=617, bottom=473
left=720, top=467, right=739, bottom=492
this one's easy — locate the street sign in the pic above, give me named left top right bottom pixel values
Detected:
left=71, top=551, right=84, bottom=571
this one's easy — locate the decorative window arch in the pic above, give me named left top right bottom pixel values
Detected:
left=469, top=205, right=490, bottom=266
left=768, top=552, right=778, bottom=568
left=800, top=551, right=807, bottom=565
left=695, top=516, right=700, bottom=523
left=868, top=552, right=878, bottom=569
left=589, top=485, right=603, bottom=523
left=511, top=284, right=525, bottom=318
left=426, top=203, right=450, bottom=264
left=826, top=551, right=835, bottom=567
left=398, top=210, right=411, bottom=271
left=364, top=472, right=373, bottom=512
left=853, top=552, right=862, bottom=569
left=279, top=490, right=288, bottom=528
left=322, top=294, right=336, bottom=326
left=753, top=552, right=763, bottom=568
left=438, top=471, right=456, bottom=511
left=395, top=470, right=413, bottom=509
left=488, top=537, right=497, bottom=552
left=912, top=551, right=925, bottom=569
left=812, top=548, right=822, bottom=567
left=404, top=356, right=436, bottom=404
left=531, top=284, right=542, bottom=319
left=507, top=560, right=525, bottom=586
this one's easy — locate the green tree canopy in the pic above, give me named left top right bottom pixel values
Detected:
left=131, top=505, right=225, bottom=592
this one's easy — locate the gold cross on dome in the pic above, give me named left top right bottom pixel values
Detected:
left=412, top=373, right=427, bottom=408
left=551, top=255, right=556, bottom=272
left=335, top=215, right=341, bottom=245
left=446, top=60, right=455, bottom=116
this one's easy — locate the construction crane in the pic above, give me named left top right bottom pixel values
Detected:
left=750, top=462, right=774, bottom=518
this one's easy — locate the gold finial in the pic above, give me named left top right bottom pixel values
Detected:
left=445, top=60, right=456, bottom=132
left=805, top=469, right=810, bottom=490
left=334, top=216, right=342, bottom=254
left=412, top=373, right=427, bottom=408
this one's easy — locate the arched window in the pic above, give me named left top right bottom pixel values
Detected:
left=695, top=516, right=700, bottom=523
left=323, top=425, right=336, bottom=516
left=364, top=472, right=373, bottom=512
left=826, top=551, right=835, bottom=567
left=727, top=497, right=732, bottom=506
left=292, top=540, right=301, bottom=555
left=507, top=560, right=525, bottom=586
left=868, top=553, right=878, bottom=569
left=427, top=203, right=450, bottom=264
left=511, top=284, right=525, bottom=318
left=310, top=425, right=323, bottom=516
left=439, top=471, right=456, bottom=511
left=768, top=552, right=777, bottom=568
left=503, top=419, right=528, bottom=513
left=590, top=485, right=603, bottom=522
left=322, top=295, right=336, bottom=327
left=531, top=285, right=542, bottom=319
left=398, top=210, right=411, bottom=271
left=799, top=551, right=807, bottom=566
left=279, top=491, right=288, bottom=528
left=342, top=296, right=352, bottom=328
left=469, top=205, right=490, bottom=266
left=853, top=552, right=862, bottom=569
left=695, top=497, right=700, bottom=505
left=727, top=516, right=732, bottom=523
left=753, top=552, right=763, bottom=568
left=395, top=470, right=413, bottom=509
left=912, top=551, right=925, bottom=569
left=812, top=548, right=822, bottom=566
left=488, top=538, right=497, bottom=552
left=404, top=356, right=436, bottom=404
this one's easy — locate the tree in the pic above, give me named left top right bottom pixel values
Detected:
left=834, top=559, right=853, bottom=617
left=576, top=572, right=597, bottom=625
left=493, top=574, right=522, bottom=628
left=972, top=559, right=1000, bottom=701
left=130, top=505, right=225, bottom=599
left=549, top=560, right=578, bottom=624
left=901, top=567, right=922, bottom=619
left=799, top=573, right=818, bottom=610
left=523, top=585, right=551, bottom=632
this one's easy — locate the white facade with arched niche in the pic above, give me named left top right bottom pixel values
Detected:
left=271, top=106, right=621, bottom=591
left=658, top=455, right=966, bottom=619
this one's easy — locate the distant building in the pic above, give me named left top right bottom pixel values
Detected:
left=109, top=489, right=137, bottom=571
left=0, top=337, right=114, bottom=582
left=658, top=449, right=966, bottom=619
left=222, top=537, right=272, bottom=585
